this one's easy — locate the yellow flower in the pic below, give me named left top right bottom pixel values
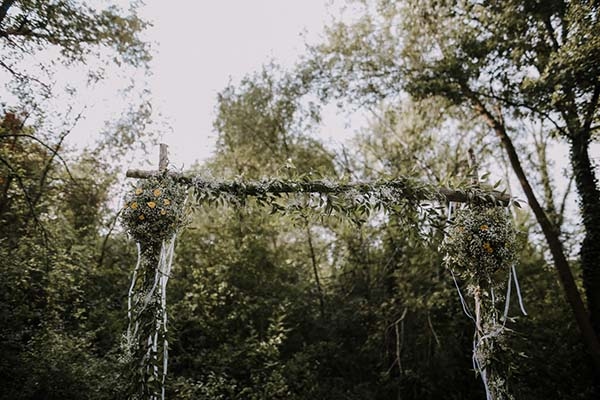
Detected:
left=480, top=225, right=489, bottom=231
left=163, top=199, right=171, bottom=206
left=130, top=202, right=138, bottom=210
left=153, top=188, right=162, bottom=197
left=139, top=214, right=145, bottom=221
left=135, top=188, right=143, bottom=195
left=160, top=209, right=167, bottom=215
left=483, top=242, right=493, bottom=254
left=147, top=201, right=157, bottom=209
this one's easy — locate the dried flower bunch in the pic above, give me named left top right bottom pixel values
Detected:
left=121, top=174, right=187, bottom=245
left=444, top=206, right=517, bottom=280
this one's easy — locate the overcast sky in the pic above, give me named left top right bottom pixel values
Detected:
left=133, top=0, right=355, bottom=168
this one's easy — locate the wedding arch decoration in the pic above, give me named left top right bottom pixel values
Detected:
left=122, top=144, right=525, bottom=400
left=444, top=205, right=527, bottom=400
left=121, top=171, right=187, bottom=400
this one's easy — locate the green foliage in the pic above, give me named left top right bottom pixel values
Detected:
left=1, top=3, right=597, bottom=398
left=17, top=327, right=124, bottom=400
left=0, top=0, right=149, bottom=61
left=0, top=129, right=134, bottom=399
left=213, top=66, right=333, bottom=178
left=301, top=0, right=600, bottom=394
left=165, top=206, right=305, bottom=399
left=0, top=116, right=590, bottom=400
left=1, top=2, right=156, bottom=399
left=1, top=0, right=154, bottom=167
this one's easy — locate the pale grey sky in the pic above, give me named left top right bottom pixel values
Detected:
left=137, top=0, right=357, bottom=168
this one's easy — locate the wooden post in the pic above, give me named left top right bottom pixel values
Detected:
left=159, top=143, right=169, bottom=172
left=468, top=148, right=479, bottom=186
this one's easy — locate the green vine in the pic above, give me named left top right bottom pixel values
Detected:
left=188, top=175, right=514, bottom=228
left=192, top=176, right=439, bottom=223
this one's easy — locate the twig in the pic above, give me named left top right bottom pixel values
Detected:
left=304, top=217, right=325, bottom=317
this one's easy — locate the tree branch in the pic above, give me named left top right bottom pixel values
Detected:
left=0, top=0, right=15, bottom=28
left=31, top=130, right=70, bottom=207
left=475, top=89, right=568, bottom=137
left=0, top=59, right=53, bottom=94
left=304, top=218, right=325, bottom=317
left=0, top=154, right=51, bottom=252
left=98, top=209, right=121, bottom=269
left=543, top=14, right=560, bottom=51
left=1, top=133, right=76, bottom=184
left=558, top=172, right=575, bottom=229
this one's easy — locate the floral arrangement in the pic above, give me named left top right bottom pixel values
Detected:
left=444, top=205, right=517, bottom=281
left=443, top=205, right=522, bottom=400
left=121, top=173, right=188, bottom=399
left=121, top=173, right=188, bottom=245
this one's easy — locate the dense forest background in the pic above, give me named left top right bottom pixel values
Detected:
left=1, top=1, right=599, bottom=399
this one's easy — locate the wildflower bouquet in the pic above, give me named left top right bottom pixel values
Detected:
left=444, top=206, right=517, bottom=281
left=122, top=173, right=188, bottom=245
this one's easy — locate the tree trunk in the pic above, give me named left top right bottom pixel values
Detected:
left=472, top=100, right=600, bottom=372
left=570, top=132, right=600, bottom=337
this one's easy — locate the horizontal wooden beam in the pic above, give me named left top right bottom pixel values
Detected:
left=126, top=169, right=511, bottom=206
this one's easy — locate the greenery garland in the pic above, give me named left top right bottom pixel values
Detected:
left=121, top=173, right=188, bottom=400
left=444, top=205, right=525, bottom=400
left=191, top=176, right=441, bottom=224
left=188, top=175, right=516, bottom=229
